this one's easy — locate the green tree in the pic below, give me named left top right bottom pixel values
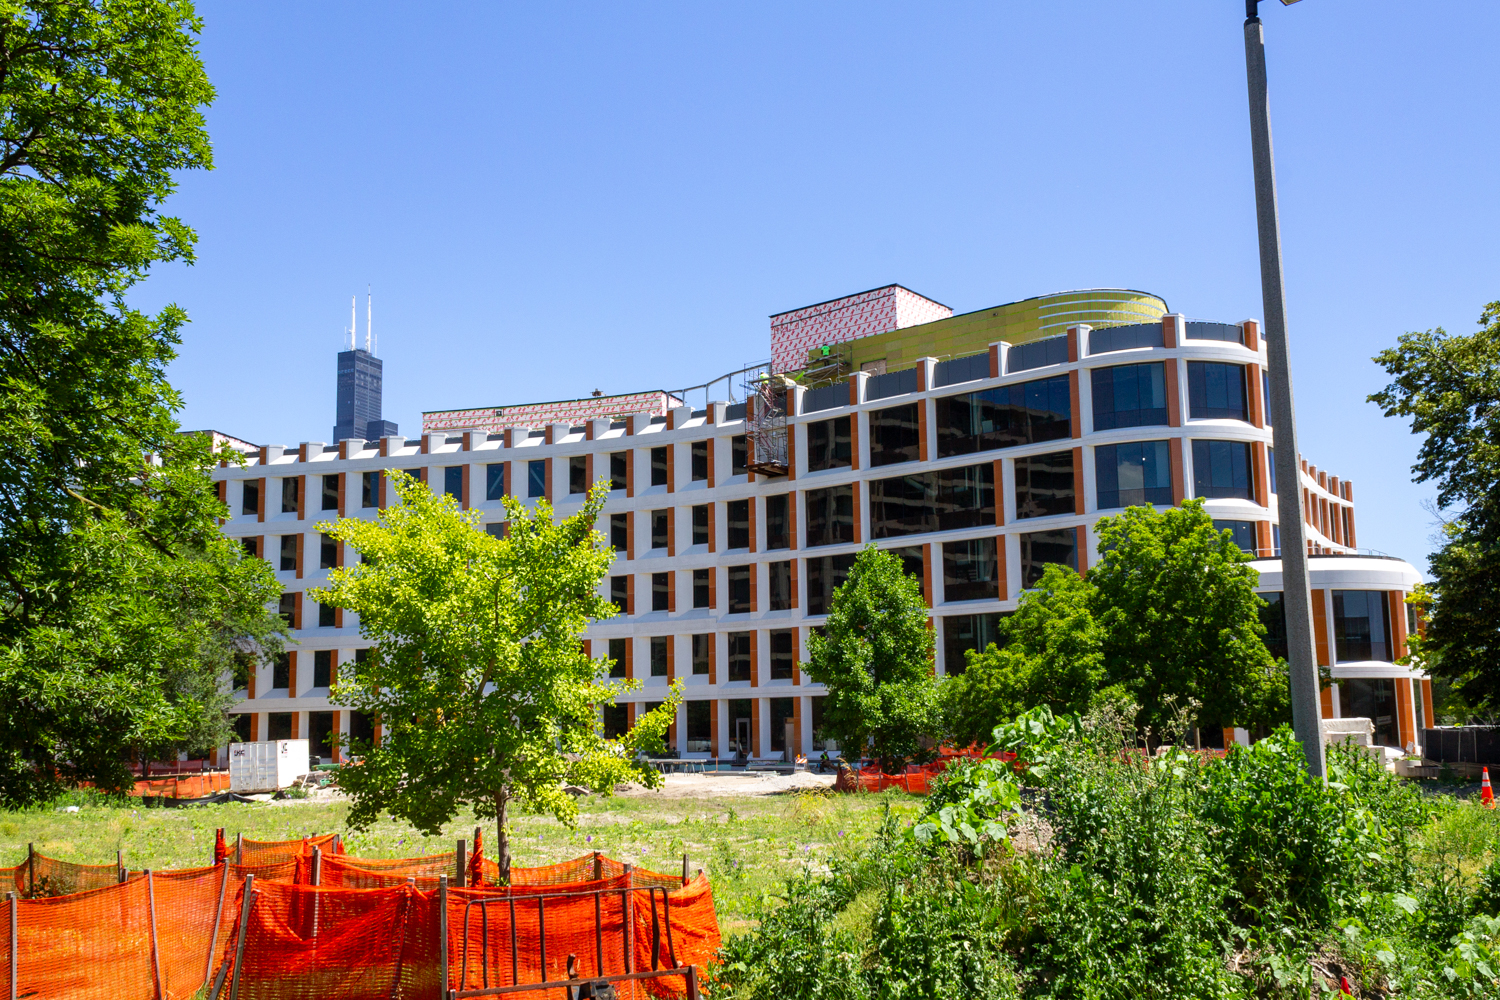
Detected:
left=1089, top=501, right=1278, bottom=737
left=939, top=564, right=1103, bottom=748
left=313, top=473, right=680, bottom=881
left=802, top=545, right=936, bottom=773
left=1370, top=302, right=1500, bottom=714
left=0, top=6, right=287, bottom=801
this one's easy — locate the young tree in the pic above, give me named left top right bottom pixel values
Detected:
left=1089, top=501, right=1278, bottom=736
left=1370, top=302, right=1500, bottom=713
left=313, top=474, right=680, bottom=882
left=939, top=564, right=1103, bottom=748
left=802, top=545, right=936, bottom=773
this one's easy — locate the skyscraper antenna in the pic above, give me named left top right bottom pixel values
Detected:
left=366, top=286, right=373, bottom=354
left=348, top=295, right=356, bottom=351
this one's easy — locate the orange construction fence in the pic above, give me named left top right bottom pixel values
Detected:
left=834, top=750, right=1020, bottom=794
left=0, top=848, right=719, bottom=999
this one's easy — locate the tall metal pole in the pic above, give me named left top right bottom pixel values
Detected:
left=1244, top=1, right=1325, bottom=779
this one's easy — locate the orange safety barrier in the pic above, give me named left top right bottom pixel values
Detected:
left=134, top=772, right=232, bottom=799
left=834, top=751, right=1019, bottom=794
left=237, top=833, right=341, bottom=866
left=4, top=850, right=122, bottom=898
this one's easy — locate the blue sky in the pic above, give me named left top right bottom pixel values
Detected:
left=146, top=1, right=1500, bottom=571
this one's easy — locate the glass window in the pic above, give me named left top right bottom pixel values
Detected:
left=1020, top=528, right=1078, bottom=589
left=610, top=575, right=629, bottom=613
left=943, top=613, right=1004, bottom=676
left=527, top=460, right=546, bottom=498
left=686, top=700, right=711, bottom=751
left=692, top=504, right=708, bottom=546
left=693, top=568, right=710, bottom=609
left=1263, top=371, right=1272, bottom=426
left=804, top=485, right=854, bottom=547
left=768, top=560, right=792, bottom=610
left=1088, top=322, right=1161, bottom=354
left=362, top=471, right=379, bottom=508
left=942, top=537, right=999, bottom=602
left=727, top=499, right=750, bottom=549
left=282, top=477, right=299, bottom=514
left=272, top=652, right=290, bottom=689
left=1333, top=590, right=1392, bottom=662
left=1259, top=592, right=1287, bottom=661
left=691, top=441, right=708, bottom=481
left=870, top=464, right=995, bottom=538
left=241, top=537, right=259, bottom=558
left=610, top=513, right=627, bottom=552
left=1091, top=363, right=1168, bottom=431
left=728, top=697, right=753, bottom=752
left=607, top=637, right=627, bottom=678
left=727, top=633, right=752, bottom=682
left=1191, top=440, right=1252, bottom=499
left=610, top=452, right=627, bottom=490
left=1338, top=678, right=1398, bottom=748
left=241, top=480, right=259, bottom=516
left=732, top=435, right=748, bottom=475
left=890, top=545, right=926, bottom=601
left=770, top=697, right=795, bottom=751
left=267, top=712, right=293, bottom=741
left=278, top=593, right=296, bottom=627
left=1015, top=450, right=1076, bottom=520
left=602, top=703, right=628, bottom=738
left=1267, top=446, right=1276, bottom=495
left=651, top=446, right=668, bottom=487
left=936, top=374, right=1071, bottom=457
left=1187, top=362, right=1248, bottom=421
left=443, top=466, right=462, bottom=500
left=485, top=522, right=505, bottom=539
left=728, top=565, right=752, bottom=614
left=486, top=464, right=505, bottom=501
left=1213, top=519, right=1258, bottom=554
left=869, top=403, right=921, bottom=466
left=651, top=509, right=669, bottom=549
left=1095, top=441, right=1172, bottom=510
left=570, top=456, right=587, bottom=495
left=770, top=630, right=796, bottom=680
left=691, top=635, right=712, bottom=675
left=806, top=553, right=856, bottom=615
left=652, top=572, right=670, bottom=612
left=313, top=650, right=333, bottom=688
left=322, top=474, right=340, bottom=510
left=806, top=416, right=852, bottom=471
left=280, top=534, right=298, bottom=572
left=318, top=600, right=336, bottom=628
left=320, top=532, right=336, bottom=570
left=650, top=636, right=669, bottom=676
left=765, top=494, right=790, bottom=550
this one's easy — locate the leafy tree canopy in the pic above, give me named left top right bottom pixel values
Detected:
left=1371, top=302, right=1500, bottom=714
left=313, top=474, right=679, bottom=882
left=802, top=544, right=936, bottom=773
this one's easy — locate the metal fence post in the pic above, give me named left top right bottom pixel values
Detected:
left=438, top=875, right=449, bottom=1000
left=235, top=832, right=243, bottom=865
left=455, top=839, right=466, bottom=888
left=623, top=864, right=633, bottom=975
left=146, top=871, right=163, bottom=1000
left=7, top=891, right=17, bottom=1000
left=228, top=874, right=256, bottom=1000
left=310, top=846, right=322, bottom=887
left=117, top=850, right=126, bottom=884
left=681, top=853, right=689, bottom=886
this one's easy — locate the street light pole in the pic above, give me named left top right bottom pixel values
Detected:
left=1243, top=0, right=1325, bottom=778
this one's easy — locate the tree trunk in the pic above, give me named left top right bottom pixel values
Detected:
left=493, top=788, right=511, bottom=886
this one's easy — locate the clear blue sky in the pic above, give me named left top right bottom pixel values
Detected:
left=145, top=1, right=1500, bottom=572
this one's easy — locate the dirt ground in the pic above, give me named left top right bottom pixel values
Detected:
left=616, top=770, right=839, bottom=797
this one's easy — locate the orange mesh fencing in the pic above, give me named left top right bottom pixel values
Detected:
left=133, top=772, right=232, bottom=799
left=238, top=833, right=341, bottom=866
left=5, top=852, right=122, bottom=898
left=315, top=852, right=460, bottom=889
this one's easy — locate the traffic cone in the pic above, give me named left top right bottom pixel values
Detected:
left=1483, top=767, right=1496, bottom=809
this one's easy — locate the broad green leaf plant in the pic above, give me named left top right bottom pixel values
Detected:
left=312, top=473, right=680, bottom=881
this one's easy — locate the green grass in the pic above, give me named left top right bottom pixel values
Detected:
left=0, top=788, right=913, bottom=933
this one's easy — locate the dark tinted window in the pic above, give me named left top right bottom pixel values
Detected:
left=610, top=452, right=627, bottom=490
left=1259, top=592, right=1287, bottom=661
left=278, top=593, right=295, bottom=627
left=691, top=635, right=712, bottom=675
left=892, top=545, right=926, bottom=601
left=1333, top=590, right=1392, bottom=662
left=1213, top=519, right=1258, bottom=554
left=691, top=440, right=708, bottom=481
left=608, top=637, right=628, bottom=678
left=1185, top=321, right=1244, bottom=345
left=570, top=456, right=587, bottom=494
left=804, top=485, right=854, bottom=547
left=651, top=509, right=669, bottom=549
left=870, top=464, right=995, bottom=538
left=1263, top=371, right=1272, bottom=426
left=806, top=416, right=852, bottom=471
left=943, top=613, right=1004, bottom=676
left=1091, top=363, right=1168, bottom=431
left=1187, top=362, right=1248, bottom=421
left=943, top=537, right=999, bottom=602
left=273, top=652, right=290, bottom=689
left=727, top=499, right=750, bottom=549
left=280, top=534, right=297, bottom=572
left=313, top=649, right=333, bottom=688
left=1006, top=336, right=1069, bottom=372
left=1192, top=440, right=1252, bottom=499
left=686, top=699, right=711, bottom=749
left=241, top=480, right=259, bottom=516
left=610, top=575, right=629, bottom=613
left=765, top=494, right=790, bottom=550
left=323, top=474, right=340, bottom=510
left=1020, top=528, right=1078, bottom=589
left=486, top=464, right=505, bottom=501
left=869, top=403, right=920, bottom=467
left=242, top=537, right=259, bottom=558
left=768, top=560, right=792, bottom=610
left=1095, top=441, right=1172, bottom=510
left=527, top=460, right=546, bottom=498
left=651, top=446, right=668, bottom=487
left=362, top=471, right=379, bottom=508
left=650, top=636, right=669, bottom=676
left=727, top=632, right=752, bottom=682
left=692, top=504, right=708, bottom=545
left=1015, top=450, right=1076, bottom=520
left=770, top=630, right=796, bottom=680
left=652, top=572, right=670, bottom=612
left=602, top=703, right=628, bottom=737
left=318, top=600, right=335, bottom=627
left=610, top=513, right=627, bottom=552
left=1089, top=322, right=1161, bottom=354
left=443, top=467, right=462, bottom=500
left=806, top=553, right=856, bottom=615
left=731, top=436, right=748, bottom=475
left=282, top=477, right=299, bottom=514
left=692, top=568, right=710, bottom=608
left=728, top=565, right=752, bottom=614
left=267, top=712, right=293, bottom=741
left=936, top=375, right=1070, bottom=457
left=320, top=532, right=336, bottom=569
